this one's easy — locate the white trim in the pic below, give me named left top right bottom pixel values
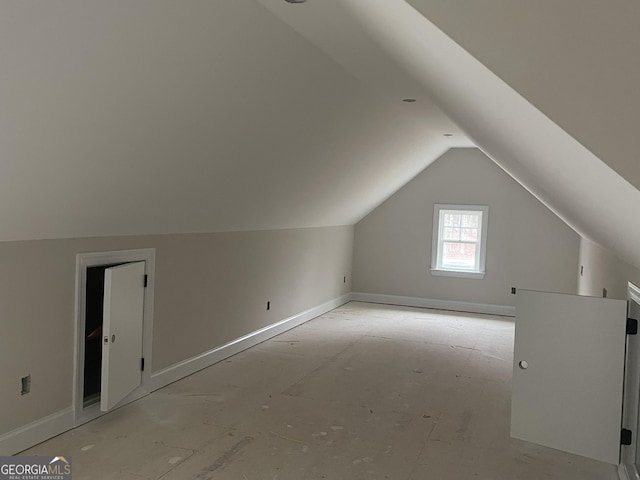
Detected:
left=629, top=282, right=640, bottom=306
left=149, top=293, right=352, bottom=391
left=75, top=389, right=151, bottom=429
left=430, top=268, right=485, bottom=280
left=2, top=292, right=514, bottom=455
left=619, top=463, right=640, bottom=480
left=351, top=292, right=515, bottom=317
left=74, top=248, right=156, bottom=427
left=0, top=408, right=73, bottom=456
left=2, top=293, right=349, bottom=456
left=622, top=282, right=640, bottom=467
left=431, top=204, right=489, bottom=278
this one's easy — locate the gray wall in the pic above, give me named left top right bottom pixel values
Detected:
left=353, top=148, right=580, bottom=307
left=0, top=225, right=353, bottom=435
left=578, top=237, right=640, bottom=300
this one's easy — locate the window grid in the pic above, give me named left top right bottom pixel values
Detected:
left=438, top=210, right=482, bottom=271
left=432, top=204, right=488, bottom=278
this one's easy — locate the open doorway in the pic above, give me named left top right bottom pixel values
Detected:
left=83, top=263, right=122, bottom=407
left=74, top=249, right=155, bottom=426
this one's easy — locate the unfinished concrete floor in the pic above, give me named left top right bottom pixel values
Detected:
left=23, top=302, right=618, bottom=479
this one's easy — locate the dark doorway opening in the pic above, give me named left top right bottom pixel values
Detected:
left=83, top=263, right=125, bottom=406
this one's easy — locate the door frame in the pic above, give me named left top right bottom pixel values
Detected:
left=73, top=248, right=156, bottom=427
left=621, top=282, right=640, bottom=471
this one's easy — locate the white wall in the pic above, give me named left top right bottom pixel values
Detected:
left=0, top=226, right=352, bottom=437
left=353, top=148, right=580, bottom=308
left=578, top=237, right=640, bottom=300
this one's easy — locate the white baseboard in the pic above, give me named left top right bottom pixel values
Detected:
left=2, top=292, right=512, bottom=456
left=149, top=293, right=352, bottom=391
left=0, top=294, right=351, bottom=457
left=351, top=292, right=515, bottom=317
left=619, top=463, right=640, bottom=480
left=0, top=407, right=73, bottom=456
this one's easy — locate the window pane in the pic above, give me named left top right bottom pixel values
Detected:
left=461, top=214, right=479, bottom=228
left=442, top=227, right=460, bottom=241
left=460, top=227, right=478, bottom=241
left=442, top=242, right=477, bottom=270
left=443, top=213, right=461, bottom=227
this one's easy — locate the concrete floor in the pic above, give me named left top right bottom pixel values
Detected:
left=24, top=302, right=618, bottom=479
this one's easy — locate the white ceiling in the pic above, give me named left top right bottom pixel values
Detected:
left=260, top=0, right=640, bottom=269
left=2, top=0, right=639, bottom=273
left=0, top=0, right=469, bottom=241
left=324, top=0, right=640, bottom=268
left=407, top=0, right=640, bottom=192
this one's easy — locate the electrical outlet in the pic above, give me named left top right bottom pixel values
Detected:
left=21, top=375, right=31, bottom=395
left=511, top=287, right=516, bottom=295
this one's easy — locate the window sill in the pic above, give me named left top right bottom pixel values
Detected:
left=430, top=268, right=485, bottom=280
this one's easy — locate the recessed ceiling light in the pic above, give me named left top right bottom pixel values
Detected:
left=443, top=133, right=453, bottom=137
left=402, top=98, right=417, bottom=103
left=285, top=0, right=306, bottom=3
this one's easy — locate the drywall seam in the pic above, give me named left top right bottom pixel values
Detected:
left=352, top=292, right=514, bottom=317
left=149, top=293, right=353, bottom=391
left=0, top=407, right=74, bottom=456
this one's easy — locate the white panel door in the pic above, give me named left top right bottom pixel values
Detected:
left=624, top=290, right=640, bottom=464
left=512, top=289, right=628, bottom=464
left=101, top=262, right=146, bottom=412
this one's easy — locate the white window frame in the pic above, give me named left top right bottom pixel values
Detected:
left=431, top=204, right=488, bottom=279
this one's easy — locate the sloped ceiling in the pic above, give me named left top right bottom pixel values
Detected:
left=0, top=0, right=469, bottom=241
left=397, top=0, right=640, bottom=269
left=407, top=0, right=640, bottom=191
left=282, top=0, right=640, bottom=271
left=3, top=1, right=639, bottom=274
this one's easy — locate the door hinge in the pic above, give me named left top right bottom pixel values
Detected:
left=627, top=318, right=638, bottom=335
left=143, top=274, right=148, bottom=288
left=621, top=429, right=633, bottom=446
left=141, top=357, right=145, bottom=371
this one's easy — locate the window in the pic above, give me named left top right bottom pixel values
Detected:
left=431, top=204, right=488, bottom=279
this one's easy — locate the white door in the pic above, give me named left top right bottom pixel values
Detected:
left=629, top=284, right=640, bottom=465
left=100, top=262, right=146, bottom=412
left=625, top=291, right=640, bottom=465
left=512, top=289, right=628, bottom=464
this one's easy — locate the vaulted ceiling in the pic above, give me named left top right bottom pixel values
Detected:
left=0, top=1, right=468, bottom=241
left=2, top=1, right=639, bottom=271
left=408, top=0, right=640, bottom=191
left=260, top=0, right=640, bottom=269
